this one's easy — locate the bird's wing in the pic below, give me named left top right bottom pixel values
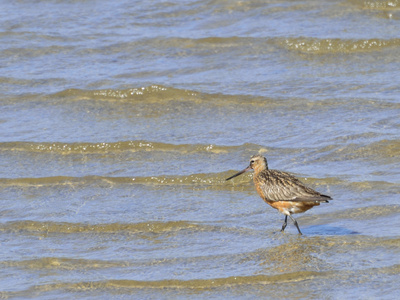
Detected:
left=256, top=170, right=331, bottom=202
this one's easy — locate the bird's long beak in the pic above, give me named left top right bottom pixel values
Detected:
left=225, top=166, right=252, bottom=181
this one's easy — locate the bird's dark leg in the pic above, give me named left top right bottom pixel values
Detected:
left=281, top=215, right=288, bottom=232
left=289, top=215, right=302, bottom=235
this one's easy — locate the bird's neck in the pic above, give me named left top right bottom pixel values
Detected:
left=253, top=166, right=268, bottom=176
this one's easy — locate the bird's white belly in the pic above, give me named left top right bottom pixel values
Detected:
left=281, top=204, right=303, bottom=215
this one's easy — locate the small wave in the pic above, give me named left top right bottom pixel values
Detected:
left=0, top=220, right=209, bottom=235
left=0, top=172, right=340, bottom=188
left=337, top=204, right=400, bottom=220
left=281, top=37, right=400, bottom=54
left=3, top=264, right=399, bottom=297
left=0, top=257, right=124, bottom=270
left=1, top=83, right=240, bottom=103
left=0, top=176, right=80, bottom=187
left=0, top=173, right=394, bottom=194
left=301, top=204, right=400, bottom=224
left=1, top=140, right=398, bottom=162
left=49, top=84, right=281, bottom=106
left=0, top=173, right=247, bottom=187
left=350, top=0, right=400, bottom=10
left=8, top=83, right=399, bottom=113
left=311, top=139, right=400, bottom=163
left=1, top=271, right=326, bottom=295
left=53, top=84, right=200, bottom=102
left=0, top=141, right=257, bottom=154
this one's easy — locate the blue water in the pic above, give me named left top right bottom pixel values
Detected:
left=1, top=0, right=399, bottom=299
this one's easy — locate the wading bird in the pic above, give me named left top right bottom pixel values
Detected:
left=226, top=155, right=331, bottom=235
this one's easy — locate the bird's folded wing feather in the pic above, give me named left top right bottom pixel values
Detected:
left=257, top=171, right=331, bottom=202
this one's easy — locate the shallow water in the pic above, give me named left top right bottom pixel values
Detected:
left=1, top=0, right=400, bottom=299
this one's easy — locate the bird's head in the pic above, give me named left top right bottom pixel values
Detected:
left=226, top=155, right=268, bottom=181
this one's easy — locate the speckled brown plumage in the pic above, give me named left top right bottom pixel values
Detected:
left=226, top=155, right=331, bottom=235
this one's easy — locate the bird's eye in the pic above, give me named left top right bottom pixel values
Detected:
left=250, top=160, right=254, bottom=164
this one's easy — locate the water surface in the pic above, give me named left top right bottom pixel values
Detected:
left=1, top=0, right=399, bottom=299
